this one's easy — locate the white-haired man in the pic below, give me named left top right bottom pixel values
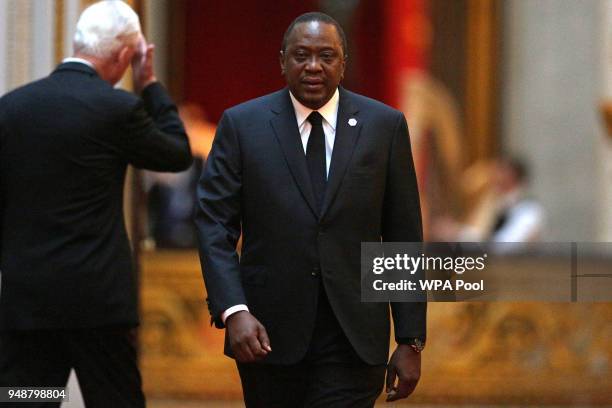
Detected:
left=0, top=1, right=192, bottom=406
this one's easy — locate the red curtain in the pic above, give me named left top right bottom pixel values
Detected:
left=183, top=1, right=316, bottom=122
left=183, top=1, right=430, bottom=119
left=384, top=0, right=430, bottom=107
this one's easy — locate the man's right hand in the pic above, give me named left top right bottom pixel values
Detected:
left=131, top=35, right=157, bottom=94
left=226, top=311, right=271, bottom=363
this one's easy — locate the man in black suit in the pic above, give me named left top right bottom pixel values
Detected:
left=0, top=1, right=192, bottom=406
left=196, top=12, right=425, bottom=407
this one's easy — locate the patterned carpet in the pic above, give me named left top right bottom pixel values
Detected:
left=148, top=402, right=595, bottom=408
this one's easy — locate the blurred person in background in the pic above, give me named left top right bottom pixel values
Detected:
left=433, top=156, right=544, bottom=242
left=145, top=104, right=215, bottom=248
left=0, top=1, right=192, bottom=406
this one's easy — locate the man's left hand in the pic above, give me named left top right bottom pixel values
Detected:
left=385, top=344, right=421, bottom=402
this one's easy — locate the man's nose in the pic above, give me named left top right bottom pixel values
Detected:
left=305, top=56, right=323, bottom=71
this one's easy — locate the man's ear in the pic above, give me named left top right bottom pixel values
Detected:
left=117, top=45, right=134, bottom=67
left=279, top=51, right=285, bottom=75
left=340, top=55, right=347, bottom=81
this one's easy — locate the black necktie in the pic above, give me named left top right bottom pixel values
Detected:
left=306, top=111, right=327, bottom=212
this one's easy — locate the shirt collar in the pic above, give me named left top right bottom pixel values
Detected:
left=289, top=88, right=339, bottom=131
left=62, top=57, right=96, bottom=70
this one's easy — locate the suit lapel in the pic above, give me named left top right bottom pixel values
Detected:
left=320, top=88, right=362, bottom=219
left=270, top=89, right=319, bottom=218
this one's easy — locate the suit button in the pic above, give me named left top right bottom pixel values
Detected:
left=311, top=266, right=320, bottom=277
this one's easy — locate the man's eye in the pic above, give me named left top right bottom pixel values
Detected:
left=321, top=53, right=335, bottom=62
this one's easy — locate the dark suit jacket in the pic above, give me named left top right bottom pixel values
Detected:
left=0, top=62, right=192, bottom=331
left=196, top=87, right=425, bottom=365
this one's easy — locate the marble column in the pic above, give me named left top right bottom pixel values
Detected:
left=502, top=0, right=604, bottom=240
left=600, top=0, right=612, bottom=240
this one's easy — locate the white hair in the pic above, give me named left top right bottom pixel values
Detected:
left=73, top=0, right=141, bottom=58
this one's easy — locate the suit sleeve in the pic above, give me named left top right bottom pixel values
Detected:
left=195, top=111, right=246, bottom=328
left=0, top=109, right=4, bottom=261
left=382, top=112, right=427, bottom=343
left=119, top=82, right=193, bottom=171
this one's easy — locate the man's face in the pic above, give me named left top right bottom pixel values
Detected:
left=494, top=162, right=517, bottom=193
left=280, top=21, right=346, bottom=110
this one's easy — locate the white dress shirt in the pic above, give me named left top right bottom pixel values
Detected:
left=221, top=88, right=341, bottom=324
left=290, top=88, right=339, bottom=177
left=491, top=190, right=544, bottom=243
left=458, top=189, right=544, bottom=243
left=62, top=57, right=96, bottom=70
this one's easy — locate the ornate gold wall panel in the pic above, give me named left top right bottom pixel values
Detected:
left=140, top=251, right=239, bottom=399
left=140, top=251, right=612, bottom=403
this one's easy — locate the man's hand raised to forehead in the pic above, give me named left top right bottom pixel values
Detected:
left=132, top=35, right=157, bottom=94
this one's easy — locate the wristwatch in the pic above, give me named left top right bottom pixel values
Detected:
left=400, top=337, right=425, bottom=353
